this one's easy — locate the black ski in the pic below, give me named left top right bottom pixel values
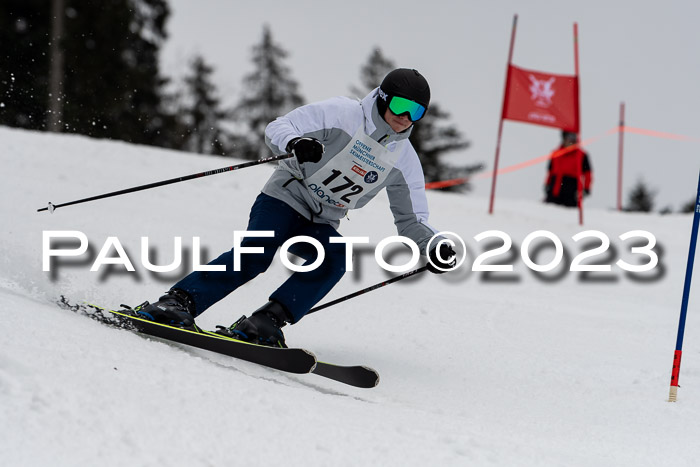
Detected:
left=198, top=329, right=379, bottom=388
left=313, top=362, right=379, bottom=388
left=65, top=299, right=380, bottom=388
left=106, top=308, right=316, bottom=374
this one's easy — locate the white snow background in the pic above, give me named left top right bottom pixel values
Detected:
left=1, top=126, right=699, bottom=466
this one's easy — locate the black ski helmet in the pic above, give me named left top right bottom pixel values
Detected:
left=377, top=68, right=430, bottom=117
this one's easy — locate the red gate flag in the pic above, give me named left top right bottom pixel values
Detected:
left=502, top=64, right=580, bottom=133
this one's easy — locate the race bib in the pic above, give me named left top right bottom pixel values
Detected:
left=304, top=129, right=400, bottom=209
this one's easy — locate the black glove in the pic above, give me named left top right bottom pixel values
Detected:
left=427, top=243, right=457, bottom=274
left=287, top=137, right=324, bottom=164
left=584, top=188, right=591, bottom=196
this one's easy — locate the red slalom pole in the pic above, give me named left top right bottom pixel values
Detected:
left=489, top=14, right=518, bottom=215
left=669, top=170, right=700, bottom=402
left=573, top=22, right=584, bottom=226
left=617, top=102, right=626, bottom=211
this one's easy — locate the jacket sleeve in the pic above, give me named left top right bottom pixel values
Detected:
left=266, top=105, right=322, bottom=156
left=386, top=146, right=442, bottom=255
left=265, top=97, right=356, bottom=155
left=265, top=97, right=356, bottom=179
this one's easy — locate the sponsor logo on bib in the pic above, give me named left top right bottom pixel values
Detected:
left=351, top=165, right=367, bottom=176
left=364, top=171, right=379, bottom=184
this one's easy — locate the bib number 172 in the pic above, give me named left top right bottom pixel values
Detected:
left=321, top=169, right=364, bottom=203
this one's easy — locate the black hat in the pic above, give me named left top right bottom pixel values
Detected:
left=377, top=68, right=430, bottom=115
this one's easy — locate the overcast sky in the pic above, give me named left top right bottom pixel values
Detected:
left=160, top=0, right=700, bottom=212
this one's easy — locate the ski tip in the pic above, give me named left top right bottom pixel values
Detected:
left=361, top=366, right=380, bottom=387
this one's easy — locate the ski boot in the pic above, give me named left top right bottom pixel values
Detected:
left=216, top=300, right=291, bottom=348
left=136, top=289, right=196, bottom=327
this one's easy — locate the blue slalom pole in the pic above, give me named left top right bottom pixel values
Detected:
left=669, top=170, right=700, bottom=401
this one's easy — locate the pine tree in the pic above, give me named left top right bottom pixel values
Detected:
left=352, top=47, right=481, bottom=192
left=349, top=47, right=395, bottom=98
left=48, top=0, right=66, bottom=131
left=180, top=55, right=229, bottom=155
left=680, top=198, right=697, bottom=213
left=0, top=0, right=178, bottom=147
left=59, top=0, right=175, bottom=146
left=233, top=24, right=304, bottom=160
left=625, top=179, right=656, bottom=213
left=0, top=0, right=52, bottom=130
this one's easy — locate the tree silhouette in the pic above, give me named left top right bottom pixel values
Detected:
left=349, top=47, right=395, bottom=98
left=180, top=55, right=229, bottom=155
left=233, top=24, right=304, bottom=159
left=0, top=0, right=178, bottom=147
left=625, top=179, right=656, bottom=213
left=680, top=197, right=698, bottom=213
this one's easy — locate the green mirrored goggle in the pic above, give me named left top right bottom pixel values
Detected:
left=388, top=96, right=426, bottom=122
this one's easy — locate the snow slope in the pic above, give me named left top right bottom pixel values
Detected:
left=1, top=126, right=699, bottom=467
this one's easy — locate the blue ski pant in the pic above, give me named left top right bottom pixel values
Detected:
left=173, top=193, right=347, bottom=323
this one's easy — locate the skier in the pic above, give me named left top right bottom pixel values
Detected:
left=137, top=68, right=456, bottom=347
left=544, top=130, right=593, bottom=207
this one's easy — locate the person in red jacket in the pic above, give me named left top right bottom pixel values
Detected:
left=544, top=131, right=593, bottom=207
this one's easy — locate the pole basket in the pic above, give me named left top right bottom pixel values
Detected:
left=669, top=386, right=678, bottom=403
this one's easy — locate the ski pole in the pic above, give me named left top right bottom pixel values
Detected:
left=307, top=266, right=429, bottom=315
left=37, top=153, right=293, bottom=213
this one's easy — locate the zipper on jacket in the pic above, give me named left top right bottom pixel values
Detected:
left=378, top=134, right=390, bottom=145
